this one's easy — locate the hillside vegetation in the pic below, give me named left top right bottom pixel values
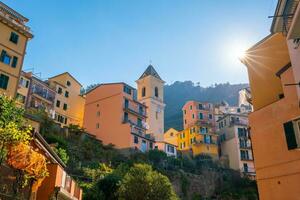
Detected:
left=30, top=109, right=257, bottom=200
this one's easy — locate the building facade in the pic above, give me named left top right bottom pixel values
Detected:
left=217, top=114, right=255, bottom=178
left=179, top=101, right=218, bottom=157
left=83, top=82, right=155, bottom=152
left=136, top=65, right=165, bottom=141
left=26, top=75, right=56, bottom=116
left=48, top=72, right=85, bottom=127
left=241, top=0, right=300, bottom=198
left=0, top=2, right=32, bottom=98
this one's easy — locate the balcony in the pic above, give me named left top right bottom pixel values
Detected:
left=124, top=103, right=147, bottom=118
left=31, top=84, right=55, bottom=103
left=196, top=120, right=214, bottom=127
left=194, top=140, right=217, bottom=145
left=241, top=156, right=254, bottom=161
left=0, top=2, right=33, bottom=37
left=229, top=119, right=248, bottom=126
left=240, top=167, right=256, bottom=175
left=239, top=143, right=252, bottom=149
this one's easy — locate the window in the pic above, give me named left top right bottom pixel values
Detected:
left=19, top=77, right=29, bottom=88
left=11, top=56, right=18, bottom=68
left=0, top=50, right=11, bottom=65
left=198, top=104, right=203, bottom=110
left=96, top=104, right=99, bottom=107
left=190, top=138, right=193, bottom=144
left=200, top=127, right=208, bottom=134
left=240, top=150, right=249, bottom=160
left=156, top=111, right=159, bottom=120
left=63, top=103, right=68, bottom=111
left=96, top=123, right=100, bottom=129
left=65, top=91, right=69, bottom=98
left=66, top=81, right=71, bottom=86
left=124, top=112, right=129, bottom=122
left=237, top=108, right=241, bottom=113
left=57, top=87, right=62, bottom=94
left=9, top=32, right=19, bottom=44
left=64, top=118, right=68, bottom=125
left=124, top=99, right=129, bottom=108
left=167, top=145, right=175, bottom=153
left=134, top=136, right=139, bottom=144
left=56, top=100, right=60, bottom=108
left=190, top=105, right=192, bottom=110
left=184, top=119, right=187, bottom=124
left=149, top=142, right=153, bottom=149
left=0, top=74, right=9, bottom=90
left=283, top=120, right=300, bottom=150
left=137, top=118, right=142, bottom=127
left=154, top=87, right=159, bottom=97
left=170, top=132, right=174, bottom=137
left=123, top=85, right=132, bottom=95
left=96, top=111, right=100, bottom=117
left=238, top=128, right=247, bottom=138
left=16, top=93, right=25, bottom=103
left=199, top=113, right=203, bottom=119
left=184, top=110, right=186, bottom=115
left=209, top=114, right=213, bottom=120
left=142, top=87, right=146, bottom=97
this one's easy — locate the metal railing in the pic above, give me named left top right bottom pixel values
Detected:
left=124, top=103, right=147, bottom=117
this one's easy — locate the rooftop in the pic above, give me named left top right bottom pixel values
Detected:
left=0, top=1, right=33, bottom=38
left=138, top=65, right=163, bottom=81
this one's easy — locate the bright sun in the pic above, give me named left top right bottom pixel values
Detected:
left=230, top=42, right=248, bottom=60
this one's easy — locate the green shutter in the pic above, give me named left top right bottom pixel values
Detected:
left=0, top=74, right=9, bottom=90
left=0, top=50, right=6, bottom=62
left=11, top=56, right=18, bottom=68
left=283, top=121, right=298, bottom=150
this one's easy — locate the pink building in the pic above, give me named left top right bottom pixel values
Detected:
left=182, top=101, right=215, bottom=129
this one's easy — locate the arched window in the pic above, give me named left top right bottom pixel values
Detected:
left=142, top=87, right=146, bottom=97
left=155, top=87, right=159, bottom=97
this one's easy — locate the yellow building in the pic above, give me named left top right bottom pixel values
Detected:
left=48, top=72, right=85, bottom=127
left=164, top=128, right=179, bottom=146
left=0, top=2, right=33, bottom=98
left=15, top=71, right=31, bottom=106
left=178, top=125, right=218, bottom=157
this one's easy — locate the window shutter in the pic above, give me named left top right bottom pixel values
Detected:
left=283, top=121, right=298, bottom=150
left=11, top=56, right=18, bottom=68
left=0, top=50, right=6, bottom=62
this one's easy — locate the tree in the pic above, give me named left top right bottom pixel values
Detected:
left=118, top=163, right=178, bottom=200
left=0, top=95, right=32, bottom=164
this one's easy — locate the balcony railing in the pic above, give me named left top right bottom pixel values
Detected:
left=240, top=144, right=252, bottom=149
left=241, top=167, right=256, bottom=174
left=241, top=157, right=253, bottom=161
left=230, top=119, right=248, bottom=126
left=124, top=103, right=147, bottom=117
left=31, top=85, right=55, bottom=103
left=0, top=4, right=32, bottom=34
left=194, top=140, right=217, bottom=145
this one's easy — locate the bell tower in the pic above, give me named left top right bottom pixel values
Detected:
left=136, top=65, right=165, bottom=141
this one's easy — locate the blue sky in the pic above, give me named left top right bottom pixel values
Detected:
left=3, top=0, right=277, bottom=88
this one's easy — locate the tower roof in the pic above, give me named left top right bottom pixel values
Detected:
left=138, top=65, right=163, bottom=81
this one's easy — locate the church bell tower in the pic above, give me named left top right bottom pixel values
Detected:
left=136, top=65, right=165, bottom=141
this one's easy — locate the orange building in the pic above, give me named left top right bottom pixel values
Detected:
left=33, top=132, right=82, bottom=200
left=241, top=0, right=300, bottom=198
left=83, top=82, right=155, bottom=152
left=21, top=115, right=83, bottom=200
